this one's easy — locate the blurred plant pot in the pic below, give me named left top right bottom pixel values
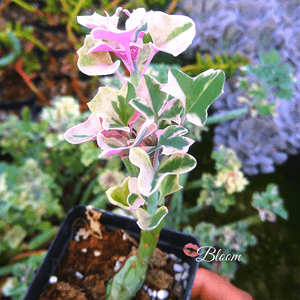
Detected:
left=0, top=68, right=41, bottom=120
left=24, top=205, right=200, bottom=300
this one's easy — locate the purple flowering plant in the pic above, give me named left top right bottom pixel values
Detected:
left=64, top=7, right=225, bottom=299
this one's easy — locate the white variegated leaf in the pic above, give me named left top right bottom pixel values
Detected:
left=77, top=35, right=120, bottom=76
left=156, top=125, right=194, bottom=155
left=136, top=206, right=168, bottom=230
left=147, top=12, right=195, bottom=57
left=88, top=82, right=136, bottom=132
left=161, top=68, right=225, bottom=126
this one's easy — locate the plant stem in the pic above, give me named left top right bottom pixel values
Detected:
left=115, top=69, right=127, bottom=84
left=140, top=49, right=157, bottom=78
left=167, top=173, right=189, bottom=230
left=205, top=107, right=249, bottom=125
left=11, top=0, right=36, bottom=12
left=147, top=191, right=158, bottom=215
left=214, top=215, right=261, bottom=235
left=130, top=62, right=140, bottom=86
left=14, top=58, right=48, bottom=104
left=105, top=222, right=163, bottom=299
left=184, top=178, right=202, bottom=190
left=11, top=0, right=57, bottom=24
left=0, top=32, right=21, bottom=67
left=66, top=0, right=86, bottom=47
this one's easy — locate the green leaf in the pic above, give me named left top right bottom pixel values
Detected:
left=129, top=147, right=196, bottom=197
left=136, top=206, right=168, bottom=230
left=106, top=177, right=131, bottom=210
left=156, top=152, right=196, bottom=175
left=88, top=82, right=136, bottom=131
left=28, top=227, right=58, bottom=250
left=148, top=12, right=195, bottom=57
left=158, top=174, right=182, bottom=204
left=3, top=225, right=27, bottom=250
left=162, top=68, right=225, bottom=126
left=130, top=75, right=168, bottom=122
left=156, top=125, right=194, bottom=155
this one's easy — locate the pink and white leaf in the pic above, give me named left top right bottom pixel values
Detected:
left=129, top=147, right=155, bottom=197
left=77, top=35, right=120, bottom=76
left=77, top=7, right=122, bottom=29
left=147, top=11, right=195, bottom=57
left=97, top=119, right=156, bottom=158
left=88, top=83, right=135, bottom=132
left=127, top=177, right=146, bottom=210
left=63, top=113, right=102, bottom=144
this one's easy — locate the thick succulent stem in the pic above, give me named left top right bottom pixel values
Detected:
left=105, top=221, right=163, bottom=300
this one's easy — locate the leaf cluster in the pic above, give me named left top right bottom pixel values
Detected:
left=183, top=221, right=257, bottom=279
left=251, top=183, right=288, bottom=221
left=237, top=50, right=296, bottom=116
left=1, top=253, right=46, bottom=300
left=0, top=98, right=118, bottom=262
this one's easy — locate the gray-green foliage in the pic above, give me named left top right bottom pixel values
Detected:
left=1, top=253, right=46, bottom=300
left=0, top=159, right=63, bottom=257
left=252, top=183, right=288, bottom=222
left=183, top=221, right=257, bottom=279
left=237, top=50, right=296, bottom=117
left=0, top=98, right=107, bottom=262
left=169, top=146, right=288, bottom=279
left=0, top=97, right=127, bottom=299
left=247, top=50, right=295, bottom=101
left=196, top=146, right=248, bottom=213
left=183, top=181, right=288, bottom=279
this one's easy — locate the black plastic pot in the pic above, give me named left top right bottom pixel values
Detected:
left=24, top=205, right=200, bottom=300
left=0, top=87, right=41, bottom=120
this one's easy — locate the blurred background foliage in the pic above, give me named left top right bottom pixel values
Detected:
left=0, top=0, right=299, bottom=299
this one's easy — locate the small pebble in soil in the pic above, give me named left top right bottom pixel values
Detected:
left=75, top=271, right=84, bottom=279
left=157, top=289, right=169, bottom=300
left=143, top=285, right=148, bottom=291
left=173, top=263, right=184, bottom=273
left=74, top=235, right=80, bottom=242
left=181, top=270, right=189, bottom=281
left=152, top=290, right=157, bottom=298
left=93, top=250, right=101, bottom=257
left=148, top=288, right=152, bottom=296
left=114, top=260, right=122, bottom=272
left=174, top=273, right=182, bottom=282
left=76, top=228, right=89, bottom=240
left=49, top=276, right=58, bottom=284
left=168, top=254, right=178, bottom=261
left=183, top=262, right=190, bottom=270
left=81, top=248, right=87, bottom=253
left=183, top=280, right=187, bottom=289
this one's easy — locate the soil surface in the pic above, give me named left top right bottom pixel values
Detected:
left=38, top=221, right=186, bottom=300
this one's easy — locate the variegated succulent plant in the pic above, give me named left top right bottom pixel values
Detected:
left=64, top=7, right=225, bottom=299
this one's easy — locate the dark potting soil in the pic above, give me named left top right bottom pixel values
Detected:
left=37, top=221, right=185, bottom=300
